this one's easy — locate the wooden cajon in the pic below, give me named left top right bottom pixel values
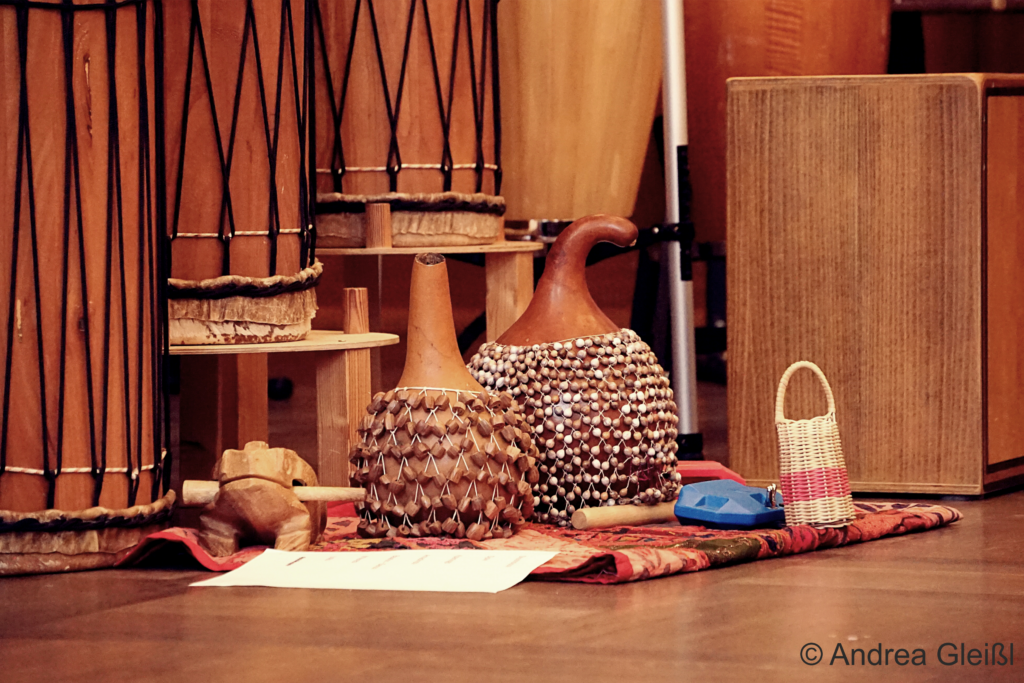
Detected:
left=728, top=74, right=1024, bottom=495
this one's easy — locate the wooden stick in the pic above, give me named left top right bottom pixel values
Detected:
left=364, top=203, right=393, bottom=249
left=182, top=480, right=366, bottom=507
left=570, top=502, right=677, bottom=530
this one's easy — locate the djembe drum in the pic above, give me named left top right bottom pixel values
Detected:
left=0, top=0, right=173, bottom=575
left=313, top=0, right=504, bottom=247
left=498, top=0, right=663, bottom=223
left=159, top=0, right=319, bottom=344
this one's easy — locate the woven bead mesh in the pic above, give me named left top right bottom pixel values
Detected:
left=350, top=388, right=539, bottom=540
left=469, top=329, right=681, bottom=526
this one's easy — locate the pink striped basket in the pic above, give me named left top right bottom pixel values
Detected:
left=775, top=361, right=856, bottom=528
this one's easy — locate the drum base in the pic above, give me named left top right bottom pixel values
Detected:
left=168, top=263, right=321, bottom=345
left=169, top=291, right=316, bottom=345
left=0, top=491, right=175, bottom=576
left=316, top=192, right=505, bottom=248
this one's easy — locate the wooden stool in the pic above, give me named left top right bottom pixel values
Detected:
left=172, top=289, right=399, bottom=487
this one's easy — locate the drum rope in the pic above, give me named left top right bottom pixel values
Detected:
left=314, top=0, right=500, bottom=195
left=1, top=0, right=168, bottom=510
left=3, top=450, right=167, bottom=479
left=173, top=229, right=304, bottom=238
left=316, top=163, right=499, bottom=174
left=167, top=0, right=314, bottom=278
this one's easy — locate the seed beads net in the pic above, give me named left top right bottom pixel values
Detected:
left=469, top=329, right=682, bottom=526
left=351, top=387, right=539, bottom=540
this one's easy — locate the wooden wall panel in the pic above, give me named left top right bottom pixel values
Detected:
left=986, top=95, right=1024, bottom=469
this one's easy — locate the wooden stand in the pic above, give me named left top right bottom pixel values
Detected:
left=319, top=241, right=542, bottom=342
left=364, top=203, right=393, bottom=249
left=175, top=289, right=398, bottom=488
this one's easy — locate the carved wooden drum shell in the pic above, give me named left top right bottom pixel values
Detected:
left=0, top=0, right=172, bottom=574
left=313, top=0, right=503, bottom=248
left=160, top=0, right=319, bottom=344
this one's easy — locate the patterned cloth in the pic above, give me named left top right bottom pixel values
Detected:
left=119, top=502, right=961, bottom=584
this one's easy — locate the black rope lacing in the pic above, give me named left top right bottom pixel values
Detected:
left=166, top=0, right=314, bottom=278
left=1, top=0, right=168, bottom=509
left=314, top=0, right=501, bottom=196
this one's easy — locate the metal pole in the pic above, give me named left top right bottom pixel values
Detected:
left=661, top=0, right=702, bottom=456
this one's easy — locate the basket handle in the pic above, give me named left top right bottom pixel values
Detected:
left=775, top=361, right=836, bottom=423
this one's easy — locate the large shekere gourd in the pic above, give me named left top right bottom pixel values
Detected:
left=468, top=215, right=681, bottom=525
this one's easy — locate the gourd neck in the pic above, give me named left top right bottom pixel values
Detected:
left=398, top=253, right=484, bottom=391
left=496, top=214, right=638, bottom=345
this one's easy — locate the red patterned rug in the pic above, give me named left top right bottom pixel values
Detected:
left=119, top=502, right=961, bottom=584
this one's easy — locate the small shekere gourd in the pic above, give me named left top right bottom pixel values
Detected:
left=351, top=254, right=540, bottom=539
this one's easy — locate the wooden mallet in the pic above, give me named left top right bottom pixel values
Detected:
left=570, top=502, right=677, bottom=530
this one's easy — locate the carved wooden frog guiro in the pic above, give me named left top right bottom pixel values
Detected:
left=198, top=441, right=327, bottom=556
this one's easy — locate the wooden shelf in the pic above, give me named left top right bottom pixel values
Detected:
left=317, top=241, right=545, bottom=256
left=169, top=330, right=399, bottom=356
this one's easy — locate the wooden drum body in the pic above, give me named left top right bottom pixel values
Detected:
left=498, top=0, right=663, bottom=222
left=160, top=0, right=319, bottom=344
left=0, top=0, right=172, bottom=575
left=314, top=0, right=504, bottom=248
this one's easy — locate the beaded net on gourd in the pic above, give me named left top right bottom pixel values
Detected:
left=469, top=329, right=681, bottom=525
left=351, top=387, right=539, bottom=539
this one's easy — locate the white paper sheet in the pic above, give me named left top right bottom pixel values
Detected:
left=189, top=549, right=558, bottom=593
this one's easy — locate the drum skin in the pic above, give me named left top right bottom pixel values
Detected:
left=685, top=0, right=891, bottom=241
left=0, top=0, right=163, bottom=513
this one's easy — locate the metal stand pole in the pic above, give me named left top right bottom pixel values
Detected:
left=661, top=0, right=702, bottom=457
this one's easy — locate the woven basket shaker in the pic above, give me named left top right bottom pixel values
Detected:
left=775, top=361, right=856, bottom=528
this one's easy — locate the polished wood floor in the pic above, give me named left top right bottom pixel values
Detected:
left=3, top=382, right=1023, bottom=682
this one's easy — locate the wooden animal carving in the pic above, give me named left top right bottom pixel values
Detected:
left=198, top=441, right=328, bottom=557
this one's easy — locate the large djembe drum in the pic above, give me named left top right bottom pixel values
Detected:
left=313, top=0, right=504, bottom=248
left=498, top=0, right=663, bottom=223
left=0, top=0, right=173, bottom=575
left=159, top=0, right=320, bottom=344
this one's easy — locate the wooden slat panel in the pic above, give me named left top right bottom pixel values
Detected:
left=728, top=74, right=985, bottom=492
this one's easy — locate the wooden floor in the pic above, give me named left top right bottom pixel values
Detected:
left=3, top=382, right=1023, bottom=682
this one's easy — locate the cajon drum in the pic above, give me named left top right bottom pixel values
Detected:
left=728, top=74, right=1024, bottom=495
